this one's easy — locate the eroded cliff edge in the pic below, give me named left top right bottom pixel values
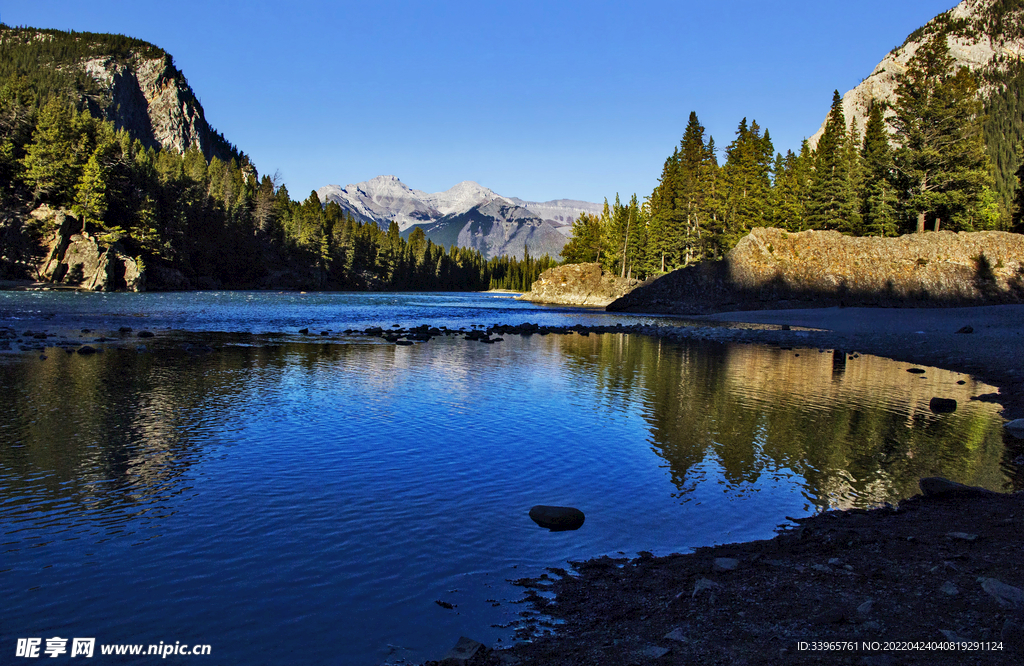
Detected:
left=607, top=227, right=1024, bottom=315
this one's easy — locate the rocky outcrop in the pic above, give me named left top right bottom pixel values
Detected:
left=81, top=54, right=231, bottom=160
left=608, top=227, right=1024, bottom=314
left=35, top=207, right=145, bottom=292
left=518, top=263, right=641, bottom=306
left=810, top=0, right=1024, bottom=147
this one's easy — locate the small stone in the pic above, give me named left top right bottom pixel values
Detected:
left=828, top=558, right=842, bottom=566
left=946, top=532, right=978, bottom=542
left=137, top=331, right=154, bottom=338
left=434, top=599, right=455, bottom=610
left=77, top=345, right=97, bottom=355
left=713, top=557, right=740, bottom=572
left=907, top=367, right=927, bottom=374
left=1006, top=419, right=1024, bottom=438
left=981, top=577, right=1024, bottom=610
left=929, top=397, right=957, bottom=413
left=442, top=636, right=484, bottom=663
left=529, top=505, right=585, bottom=531
left=118, top=326, right=133, bottom=333
left=857, top=599, right=874, bottom=615
left=640, top=645, right=670, bottom=659
left=940, top=581, right=959, bottom=596
left=692, top=577, right=721, bottom=598
left=1001, top=618, right=1024, bottom=651
left=939, top=629, right=970, bottom=644
left=663, top=628, right=687, bottom=642
left=955, top=325, right=974, bottom=334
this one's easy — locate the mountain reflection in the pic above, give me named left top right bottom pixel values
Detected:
left=555, top=333, right=1011, bottom=509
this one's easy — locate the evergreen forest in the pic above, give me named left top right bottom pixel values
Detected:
left=563, top=35, right=1024, bottom=282
left=0, top=25, right=552, bottom=291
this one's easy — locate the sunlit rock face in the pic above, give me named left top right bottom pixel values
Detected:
left=810, top=0, right=1024, bottom=147
left=518, top=262, right=641, bottom=306
left=609, top=227, right=1024, bottom=314
left=80, top=55, right=232, bottom=161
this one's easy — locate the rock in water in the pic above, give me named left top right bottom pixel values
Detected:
left=919, top=477, right=998, bottom=498
left=1006, top=419, right=1024, bottom=438
left=529, top=505, right=585, bottom=531
left=929, top=397, right=957, bottom=413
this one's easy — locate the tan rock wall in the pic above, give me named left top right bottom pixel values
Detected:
left=608, top=228, right=1024, bottom=314
left=518, top=263, right=641, bottom=307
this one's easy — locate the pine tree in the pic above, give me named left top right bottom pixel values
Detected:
left=719, top=118, right=773, bottom=248
left=890, top=35, right=992, bottom=232
left=807, top=91, right=854, bottom=230
left=860, top=101, right=899, bottom=236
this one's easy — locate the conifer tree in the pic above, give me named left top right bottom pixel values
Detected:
left=860, top=101, right=899, bottom=236
left=807, top=91, right=854, bottom=231
left=720, top=118, right=773, bottom=248
left=890, top=35, right=991, bottom=232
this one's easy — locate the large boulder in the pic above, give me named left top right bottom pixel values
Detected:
left=518, top=263, right=641, bottom=307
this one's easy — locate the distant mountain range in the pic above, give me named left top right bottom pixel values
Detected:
left=316, top=176, right=602, bottom=259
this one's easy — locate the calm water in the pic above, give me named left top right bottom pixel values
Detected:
left=0, top=292, right=1018, bottom=664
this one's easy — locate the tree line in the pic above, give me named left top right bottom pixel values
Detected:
left=563, top=35, right=1022, bottom=281
left=0, top=25, right=552, bottom=291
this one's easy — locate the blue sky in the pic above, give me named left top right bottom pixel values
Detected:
left=4, top=0, right=957, bottom=203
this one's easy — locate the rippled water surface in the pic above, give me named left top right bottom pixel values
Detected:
left=0, top=292, right=1018, bottom=664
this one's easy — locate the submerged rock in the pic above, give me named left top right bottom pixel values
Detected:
left=929, top=397, right=958, bottom=413
left=529, top=505, right=585, bottom=531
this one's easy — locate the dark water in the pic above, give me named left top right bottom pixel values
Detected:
left=0, top=292, right=1017, bottom=664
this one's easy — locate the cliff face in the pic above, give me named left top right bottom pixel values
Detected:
left=608, top=227, right=1024, bottom=314
left=810, top=0, right=1024, bottom=147
left=81, top=54, right=231, bottom=160
left=518, top=263, right=641, bottom=307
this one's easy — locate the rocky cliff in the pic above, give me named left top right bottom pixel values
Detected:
left=518, top=263, right=641, bottom=307
left=607, top=227, right=1024, bottom=314
left=809, top=0, right=1024, bottom=147
left=0, top=26, right=236, bottom=162
left=34, top=206, right=145, bottom=292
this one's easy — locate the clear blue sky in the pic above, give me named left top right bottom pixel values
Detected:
left=4, top=0, right=957, bottom=204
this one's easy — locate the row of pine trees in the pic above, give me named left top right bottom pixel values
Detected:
left=563, top=36, right=1020, bottom=281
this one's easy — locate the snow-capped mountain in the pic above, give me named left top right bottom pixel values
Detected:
left=315, top=175, right=603, bottom=259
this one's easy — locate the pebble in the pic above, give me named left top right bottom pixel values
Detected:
left=981, top=577, right=1024, bottom=610
left=940, top=581, right=959, bottom=596
left=713, top=557, right=740, bottom=572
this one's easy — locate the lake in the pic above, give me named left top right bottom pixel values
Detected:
left=0, top=291, right=1016, bottom=664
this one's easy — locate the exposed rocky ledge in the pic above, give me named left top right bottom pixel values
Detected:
left=517, top=262, right=641, bottom=307
left=35, top=206, right=145, bottom=292
left=609, top=228, right=1024, bottom=315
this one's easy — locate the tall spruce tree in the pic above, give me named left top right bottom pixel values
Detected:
left=860, top=101, right=899, bottom=236
left=807, top=91, right=855, bottom=231
left=719, top=118, right=773, bottom=249
left=890, top=35, right=991, bottom=232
